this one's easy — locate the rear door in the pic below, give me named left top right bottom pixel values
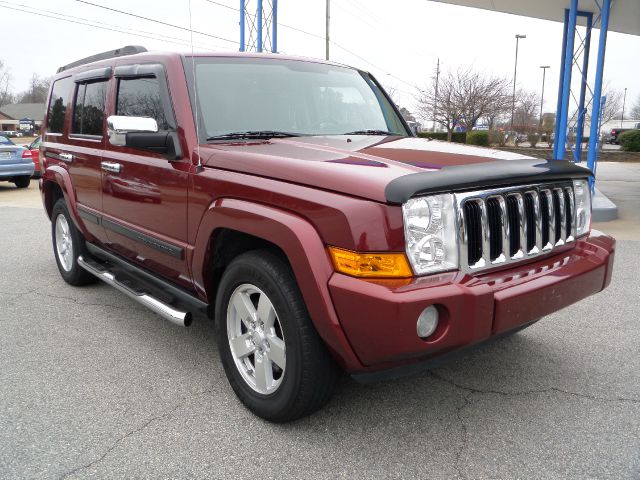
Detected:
left=43, top=73, right=109, bottom=241
left=100, top=63, right=191, bottom=289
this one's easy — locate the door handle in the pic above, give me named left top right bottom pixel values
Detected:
left=101, top=161, right=122, bottom=174
left=59, top=153, right=74, bottom=163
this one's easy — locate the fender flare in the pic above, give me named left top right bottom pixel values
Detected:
left=41, top=166, right=94, bottom=240
left=191, top=198, right=363, bottom=371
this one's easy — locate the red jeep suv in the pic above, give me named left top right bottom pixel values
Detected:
left=40, top=46, right=615, bottom=421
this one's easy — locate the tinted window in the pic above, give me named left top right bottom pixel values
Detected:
left=47, top=76, right=73, bottom=134
left=117, top=77, right=168, bottom=130
left=72, top=81, right=107, bottom=136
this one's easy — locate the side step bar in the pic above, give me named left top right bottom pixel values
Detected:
left=78, top=256, right=193, bottom=327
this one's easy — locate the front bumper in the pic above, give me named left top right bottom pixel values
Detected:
left=329, top=230, right=615, bottom=373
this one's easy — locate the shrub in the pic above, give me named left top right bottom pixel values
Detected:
left=466, top=131, right=489, bottom=146
left=417, top=131, right=466, bottom=143
left=489, top=130, right=507, bottom=147
left=619, top=130, right=640, bottom=152
left=527, top=133, right=540, bottom=148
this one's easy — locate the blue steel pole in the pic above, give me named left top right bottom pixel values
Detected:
left=239, top=0, right=245, bottom=52
left=553, top=9, right=570, bottom=159
left=574, top=12, right=593, bottom=163
left=272, top=0, right=277, bottom=53
left=257, top=0, right=263, bottom=52
left=556, top=0, right=579, bottom=161
left=587, top=0, right=612, bottom=189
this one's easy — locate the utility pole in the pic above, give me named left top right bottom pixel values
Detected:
left=510, top=34, right=526, bottom=137
left=621, top=87, right=627, bottom=128
left=432, top=57, right=440, bottom=132
left=539, top=65, right=550, bottom=127
left=325, top=0, right=330, bottom=60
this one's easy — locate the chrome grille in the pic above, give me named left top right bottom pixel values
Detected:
left=456, top=182, right=577, bottom=273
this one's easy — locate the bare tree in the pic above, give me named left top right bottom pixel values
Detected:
left=0, top=60, right=14, bottom=107
left=416, top=69, right=463, bottom=141
left=416, top=67, right=511, bottom=141
left=513, top=89, right=540, bottom=133
left=629, top=95, right=640, bottom=120
left=17, top=73, right=51, bottom=104
left=571, top=85, right=624, bottom=126
left=455, top=68, right=511, bottom=132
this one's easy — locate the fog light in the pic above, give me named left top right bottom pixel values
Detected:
left=416, top=305, right=439, bottom=338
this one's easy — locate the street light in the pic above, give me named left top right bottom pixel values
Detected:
left=510, top=34, right=526, bottom=138
left=621, top=87, right=627, bottom=128
left=539, top=66, right=550, bottom=128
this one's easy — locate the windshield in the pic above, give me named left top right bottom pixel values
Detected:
left=190, top=57, right=408, bottom=139
left=0, top=135, right=14, bottom=145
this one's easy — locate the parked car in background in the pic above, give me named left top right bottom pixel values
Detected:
left=608, top=124, right=640, bottom=144
left=0, top=135, right=34, bottom=188
left=27, top=136, right=42, bottom=178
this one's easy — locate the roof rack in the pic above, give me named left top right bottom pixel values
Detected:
left=57, top=45, right=148, bottom=73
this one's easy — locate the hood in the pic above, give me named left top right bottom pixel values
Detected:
left=199, top=135, right=537, bottom=203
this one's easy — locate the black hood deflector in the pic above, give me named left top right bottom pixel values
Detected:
left=384, top=159, right=592, bottom=204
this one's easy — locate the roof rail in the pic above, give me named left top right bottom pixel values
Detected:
left=57, top=45, right=148, bottom=73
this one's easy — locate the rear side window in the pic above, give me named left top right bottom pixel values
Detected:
left=47, top=77, right=73, bottom=134
left=72, top=81, right=107, bottom=136
left=116, top=77, right=168, bottom=130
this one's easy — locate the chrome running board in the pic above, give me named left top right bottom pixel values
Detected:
left=78, top=256, right=193, bottom=327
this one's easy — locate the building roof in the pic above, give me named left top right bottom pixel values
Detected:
left=430, top=0, right=640, bottom=36
left=0, top=103, right=46, bottom=121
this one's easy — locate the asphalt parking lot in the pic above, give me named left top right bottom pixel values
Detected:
left=1, top=164, right=639, bottom=479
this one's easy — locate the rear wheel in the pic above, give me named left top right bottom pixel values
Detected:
left=51, top=198, right=97, bottom=286
left=14, top=176, right=30, bottom=188
left=216, top=250, right=338, bottom=422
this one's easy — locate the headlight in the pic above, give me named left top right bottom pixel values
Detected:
left=573, top=179, right=591, bottom=237
left=402, top=194, right=458, bottom=275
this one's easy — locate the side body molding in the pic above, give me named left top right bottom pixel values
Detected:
left=191, top=198, right=363, bottom=371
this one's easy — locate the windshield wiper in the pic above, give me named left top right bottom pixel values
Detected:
left=206, top=131, right=301, bottom=141
left=342, top=129, right=399, bottom=136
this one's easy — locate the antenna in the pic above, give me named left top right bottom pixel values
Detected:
left=188, top=0, right=203, bottom=171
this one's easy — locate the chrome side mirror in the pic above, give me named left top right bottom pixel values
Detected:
left=107, top=115, right=159, bottom=147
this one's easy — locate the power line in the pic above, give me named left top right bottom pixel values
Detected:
left=0, top=3, right=227, bottom=51
left=75, top=0, right=239, bottom=45
left=2, top=1, right=227, bottom=51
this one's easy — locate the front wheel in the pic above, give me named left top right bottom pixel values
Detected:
left=51, top=198, right=97, bottom=286
left=215, top=250, right=338, bottom=422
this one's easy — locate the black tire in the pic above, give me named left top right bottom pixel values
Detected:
left=51, top=198, right=97, bottom=286
left=14, top=176, right=30, bottom=188
left=215, top=249, right=338, bottom=422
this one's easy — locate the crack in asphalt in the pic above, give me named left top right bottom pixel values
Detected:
left=429, top=371, right=640, bottom=404
left=33, top=292, right=142, bottom=312
left=453, top=392, right=473, bottom=480
left=58, top=390, right=211, bottom=479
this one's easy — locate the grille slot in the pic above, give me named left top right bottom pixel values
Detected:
left=463, top=201, right=482, bottom=266
left=523, top=193, right=536, bottom=252
left=486, top=198, right=503, bottom=261
left=458, top=182, right=576, bottom=273
left=505, top=195, right=520, bottom=257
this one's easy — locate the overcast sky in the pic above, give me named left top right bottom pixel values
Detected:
left=2, top=0, right=639, bottom=119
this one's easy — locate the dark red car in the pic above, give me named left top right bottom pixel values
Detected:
left=39, top=47, right=614, bottom=421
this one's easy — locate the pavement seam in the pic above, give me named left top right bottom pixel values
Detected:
left=453, top=392, right=473, bottom=480
left=429, top=371, right=640, bottom=404
left=58, top=389, right=212, bottom=479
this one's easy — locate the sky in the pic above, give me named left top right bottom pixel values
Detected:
left=1, top=0, right=639, bottom=120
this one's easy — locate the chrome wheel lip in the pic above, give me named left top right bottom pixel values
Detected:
left=55, top=214, right=73, bottom=272
left=226, top=283, right=286, bottom=395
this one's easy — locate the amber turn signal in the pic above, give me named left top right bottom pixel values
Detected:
left=328, top=247, right=413, bottom=278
